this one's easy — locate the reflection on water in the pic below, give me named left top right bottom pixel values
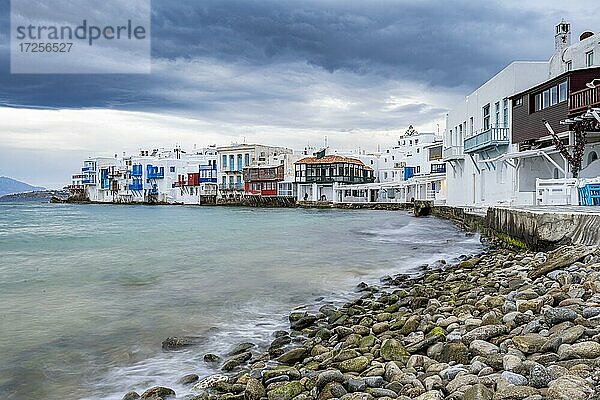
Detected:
left=0, top=204, right=483, bottom=399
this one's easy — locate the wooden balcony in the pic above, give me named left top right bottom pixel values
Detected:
left=569, top=85, right=600, bottom=114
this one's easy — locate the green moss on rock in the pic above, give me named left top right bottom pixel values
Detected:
left=267, top=381, right=304, bottom=400
left=338, top=356, right=370, bottom=373
left=380, top=338, right=410, bottom=364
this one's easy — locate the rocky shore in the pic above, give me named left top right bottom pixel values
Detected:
left=123, top=241, right=600, bottom=400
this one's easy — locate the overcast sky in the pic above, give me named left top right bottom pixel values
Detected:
left=1, top=0, right=600, bottom=188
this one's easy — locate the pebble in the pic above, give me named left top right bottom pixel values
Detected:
left=123, top=244, right=600, bottom=400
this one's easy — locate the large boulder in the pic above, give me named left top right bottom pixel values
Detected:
left=437, top=342, right=470, bottom=364
left=547, top=375, right=595, bottom=400
left=276, top=348, right=309, bottom=365
left=245, top=378, right=266, bottom=400
left=543, top=308, right=578, bottom=326
left=462, top=325, right=508, bottom=344
left=338, top=356, right=370, bottom=373
left=511, top=334, right=547, bottom=354
left=161, top=336, right=201, bottom=350
left=570, top=341, right=600, bottom=358
left=267, top=381, right=304, bottom=400
left=493, top=386, right=539, bottom=400
left=140, top=387, right=175, bottom=400
left=380, top=339, right=409, bottom=364
left=463, top=384, right=493, bottom=400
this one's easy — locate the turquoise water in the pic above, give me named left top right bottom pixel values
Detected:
left=0, top=203, right=483, bottom=399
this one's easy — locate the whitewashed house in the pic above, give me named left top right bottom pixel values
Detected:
left=444, top=61, right=549, bottom=206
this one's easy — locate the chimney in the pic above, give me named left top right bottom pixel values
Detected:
left=555, top=19, right=571, bottom=51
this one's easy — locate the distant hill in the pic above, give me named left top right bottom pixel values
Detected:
left=0, top=190, right=69, bottom=203
left=0, top=176, right=46, bottom=197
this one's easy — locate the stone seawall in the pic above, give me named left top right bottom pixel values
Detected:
left=486, top=207, right=600, bottom=250
left=217, top=196, right=298, bottom=208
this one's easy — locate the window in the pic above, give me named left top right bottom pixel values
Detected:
left=415, top=139, right=418, bottom=144
left=222, top=176, right=226, bottom=186
left=495, top=102, right=500, bottom=127
left=237, top=154, right=242, bottom=171
left=542, top=89, right=550, bottom=108
left=566, top=61, right=572, bottom=71
left=589, top=151, right=598, bottom=165
left=417, top=148, right=420, bottom=153
left=503, top=99, right=509, bottom=127
left=514, top=97, right=523, bottom=107
left=469, top=117, right=474, bottom=135
left=170, top=166, right=175, bottom=173
left=483, top=104, right=490, bottom=131
left=586, top=51, right=594, bottom=67
left=550, top=86, right=558, bottom=106
left=534, top=93, right=542, bottom=112
left=459, top=124, right=463, bottom=140
left=222, top=155, right=227, bottom=170
left=229, top=155, right=234, bottom=171
left=559, top=81, right=567, bottom=102
left=244, top=153, right=250, bottom=166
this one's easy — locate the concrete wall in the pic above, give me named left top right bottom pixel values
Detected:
left=487, top=207, right=600, bottom=248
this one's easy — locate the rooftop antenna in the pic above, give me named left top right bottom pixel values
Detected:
left=324, top=136, right=328, bottom=149
left=437, top=123, right=440, bottom=135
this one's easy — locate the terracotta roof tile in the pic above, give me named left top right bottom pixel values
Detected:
left=295, top=155, right=366, bottom=166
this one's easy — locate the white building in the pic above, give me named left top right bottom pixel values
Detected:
left=216, top=144, right=292, bottom=199
left=443, top=61, right=549, bottom=206
left=328, top=127, right=447, bottom=204
left=71, top=147, right=218, bottom=204
left=549, top=20, right=600, bottom=78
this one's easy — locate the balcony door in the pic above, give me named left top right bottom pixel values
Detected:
left=483, top=104, right=491, bottom=131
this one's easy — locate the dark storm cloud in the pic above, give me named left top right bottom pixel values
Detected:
left=150, top=0, right=548, bottom=85
left=0, top=0, right=585, bottom=111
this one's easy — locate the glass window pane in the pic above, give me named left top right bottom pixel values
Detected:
left=559, top=82, right=567, bottom=102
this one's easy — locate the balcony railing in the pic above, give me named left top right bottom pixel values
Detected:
left=131, top=165, right=143, bottom=176
left=220, top=183, right=244, bottom=190
left=431, top=163, right=446, bottom=174
left=296, top=176, right=375, bottom=184
left=442, top=145, right=464, bottom=160
left=569, top=85, right=600, bottom=114
left=146, top=166, right=164, bottom=179
left=464, top=126, right=509, bottom=153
